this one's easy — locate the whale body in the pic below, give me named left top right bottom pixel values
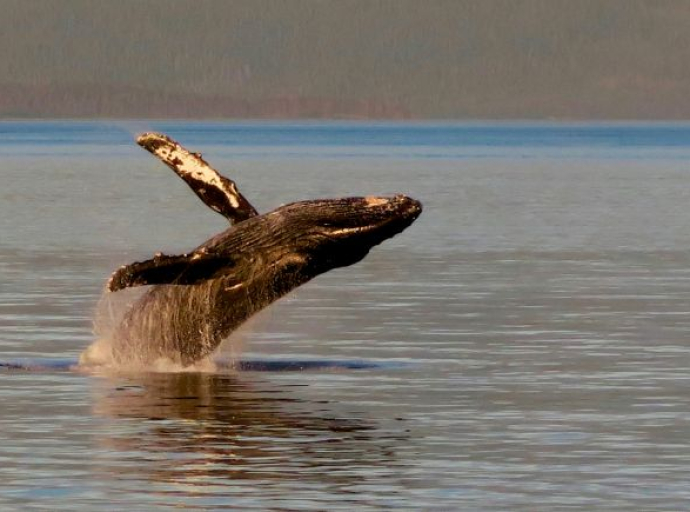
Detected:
left=80, top=134, right=422, bottom=368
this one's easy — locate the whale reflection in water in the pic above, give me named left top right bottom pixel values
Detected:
left=90, top=372, right=410, bottom=492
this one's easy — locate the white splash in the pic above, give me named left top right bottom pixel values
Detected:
left=79, top=285, right=237, bottom=374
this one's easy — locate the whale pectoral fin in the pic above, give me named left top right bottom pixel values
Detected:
left=137, top=132, right=259, bottom=225
left=107, top=252, right=238, bottom=292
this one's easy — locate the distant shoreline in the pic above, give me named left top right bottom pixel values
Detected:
left=0, top=84, right=411, bottom=121
left=5, top=84, right=690, bottom=122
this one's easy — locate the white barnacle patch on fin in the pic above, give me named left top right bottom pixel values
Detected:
left=136, top=132, right=258, bottom=224
left=152, top=138, right=222, bottom=190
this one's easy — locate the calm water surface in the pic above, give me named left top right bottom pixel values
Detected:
left=2, top=121, right=690, bottom=510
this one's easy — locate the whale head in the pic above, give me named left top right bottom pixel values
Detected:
left=268, top=194, right=423, bottom=271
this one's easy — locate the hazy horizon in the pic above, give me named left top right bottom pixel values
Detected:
left=2, top=0, right=690, bottom=119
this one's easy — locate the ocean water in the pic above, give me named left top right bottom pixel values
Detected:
left=2, top=121, right=690, bottom=510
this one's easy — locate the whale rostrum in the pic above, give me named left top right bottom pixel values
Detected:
left=81, top=133, right=422, bottom=368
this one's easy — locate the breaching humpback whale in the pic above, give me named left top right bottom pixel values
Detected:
left=80, top=133, right=422, bottom=368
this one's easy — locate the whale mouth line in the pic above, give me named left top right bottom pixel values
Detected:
left=321, top=198, right=423, bottom=239
left=0, top=358, right=412, bottom=373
